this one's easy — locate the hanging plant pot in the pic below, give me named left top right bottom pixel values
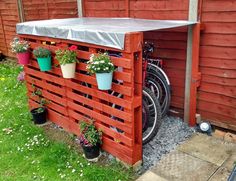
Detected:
left=95, top=72, right=113, bottom=90
left=17, top=52, right=30, bottom=65
left=37, top=56, right=52, bottom=71
left=30, top=107, right=47, bottom=124
left=82, top=144, right=100, bottom=160
left=60, top=62, right=76, bottom=78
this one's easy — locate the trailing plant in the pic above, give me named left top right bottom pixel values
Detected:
left=79, top=121, right=102, bottom=147
left=33, top=47, right=51, bottom=58
left=10, top=37, right=29, bottom=53
left=55, top=45, right=78, bottom=65
left=86, top=52, right=115, bottom=74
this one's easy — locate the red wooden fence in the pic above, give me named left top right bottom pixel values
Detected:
left=19, top=33, right=143, bottom=165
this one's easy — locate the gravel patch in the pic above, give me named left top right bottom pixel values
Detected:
left=140, top=116, right=195, bottom=173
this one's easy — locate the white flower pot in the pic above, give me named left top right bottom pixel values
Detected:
left=60, top=62, right=76, bottom=78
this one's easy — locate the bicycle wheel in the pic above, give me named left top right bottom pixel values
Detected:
left=142, top=98, right=150, bottom=133
left=142, top=87, right=162, bottom=144
left=146, top=65, right=171, bottom=117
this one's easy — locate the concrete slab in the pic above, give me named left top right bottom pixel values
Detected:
left=208, top=167, right=231, bottom=181
left=223, top=153, right=236, bottom=171
left=136, top=171, right=168, bottom=181
left=151, top=151, right=218, bottom=181
left=177, top=133, right=236, bottom=166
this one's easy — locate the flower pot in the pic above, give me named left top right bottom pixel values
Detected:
left=60, top=62, right=76, bottom=78
left=30, top=107, right=47, bottom=124
left=95, top=72, right=113, bottom=90
left=17, top=52, right=30, bottom=65
left=37, top=56, right=52, bottom=71
left=82, top=144, right=100, bottom=160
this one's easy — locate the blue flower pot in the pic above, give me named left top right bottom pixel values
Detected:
left=37, top=56, right=51, bottom=71
left=95, top=72, right=113, bottom=90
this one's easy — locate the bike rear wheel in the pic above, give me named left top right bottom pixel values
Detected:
left=142, top=87, right=162, bottom=144
left=146, top=65, right=171, bottom=117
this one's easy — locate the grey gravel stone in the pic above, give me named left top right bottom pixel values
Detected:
left=140, top=116, right=195, bottom=173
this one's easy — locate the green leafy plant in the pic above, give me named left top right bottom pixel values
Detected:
left=33, top=47, right=51, bottom=58
left=86, top=52, right=115, bottom=74
left=10, top=37, right=29, bottom=53
left=31, top=84, right=50, bottom=113
left=55, top=45, right=78, bottom=65
left=79, top=121, right=102, bottom=147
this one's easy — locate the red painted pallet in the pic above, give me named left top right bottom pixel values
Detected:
left=19, top=32, right=143, bottom=165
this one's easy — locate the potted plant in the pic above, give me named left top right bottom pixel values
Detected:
left=30, top=85, right=49, bottom=124
left=55, top=45, right=78, bottom=78
left=79, top=121, right=102, bottom=161
left=33, top=47, right=52, bottom=71
left=86, top=52, right=115, bottom=90
left=10, top=37, right=30, bottom=65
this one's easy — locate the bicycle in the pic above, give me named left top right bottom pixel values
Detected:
left=143, top=42, right=171, bottom=117
left=109, top=53, right=162, bottom=144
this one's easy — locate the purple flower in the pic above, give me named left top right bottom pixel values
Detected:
left=17, top=71, right=25, bottom=82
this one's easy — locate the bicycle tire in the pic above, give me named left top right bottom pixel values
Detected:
left=142, top=87, right=162, bottom=144
left=142, top=97, right=150, bottom=133
left=146, top=65, right=171, bottom=117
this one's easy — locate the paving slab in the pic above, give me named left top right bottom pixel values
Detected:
left=136, top=171, right=167, bottom=181
left=208, top=167, right=231, bottom=181
left=177, top=133, right=236, bottom=166
left=151, top=151, right=218, bottom=181
left=222, top=153, right=236, bottom=171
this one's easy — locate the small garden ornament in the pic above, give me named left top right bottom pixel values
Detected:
left=86, top=52, right=115, bottom=90
left=79, top=121, right=102, bottom=161
left=55, top=45, right=78, bottom=78
left=10, top=37, right=30, bottom=65
left=33, top=47, right=52, bottom=71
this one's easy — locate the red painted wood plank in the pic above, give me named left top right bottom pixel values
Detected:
left=201, top=34, right=236, bottom=47
left=203, top=23, right=236, bottom=34
left=202, top=0, right=236, bottom=12
left=201, top=74, right=236, bottom=86
left=67, top=101, right=133, bottom=136
left=198, top=101, right=236, bottom=120
left=144, top=31, right=187, bottom=41
left=85, top=1, right=125, bottom=10
left=198, top=91, right=236, bottom=108
left=25, top=74, right=66, bottom=96
left=200, top=46, right=236, bottom=60
left=68, top=109, right=133, bottom=146
left=66, top=91, right=132, bottom=122
left=130, top=10, right=188, bottom=20
left=200, top=67, right=236, bottom=78
left=200, top=57, right=236, bottom=70
left=102, top=137, right=133, bottom=164
left=66, top=80, right=132, bottom=110
left=202, top=12, right=236, bottom=23
left=130, top=0, right=189, bottom=11
left=199, top=82, right=236, bottom=98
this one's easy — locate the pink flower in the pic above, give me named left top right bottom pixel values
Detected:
left=69, top=45, right=77, bottom=51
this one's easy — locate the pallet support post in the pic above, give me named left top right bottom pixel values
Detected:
left=184, top=0, right=200, bottom=126
left=77, top=0, right=83, bottom=17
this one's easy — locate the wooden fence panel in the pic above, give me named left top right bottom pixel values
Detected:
left=198, top=0, right=236, bottom=130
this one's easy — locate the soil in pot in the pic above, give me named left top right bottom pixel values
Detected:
left=30, top=107, right=47, bottom=124
left=82, top=144, right=100, bottom=160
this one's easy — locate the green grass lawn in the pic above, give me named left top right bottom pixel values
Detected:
left=0, top=60, right=134, bottom=181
